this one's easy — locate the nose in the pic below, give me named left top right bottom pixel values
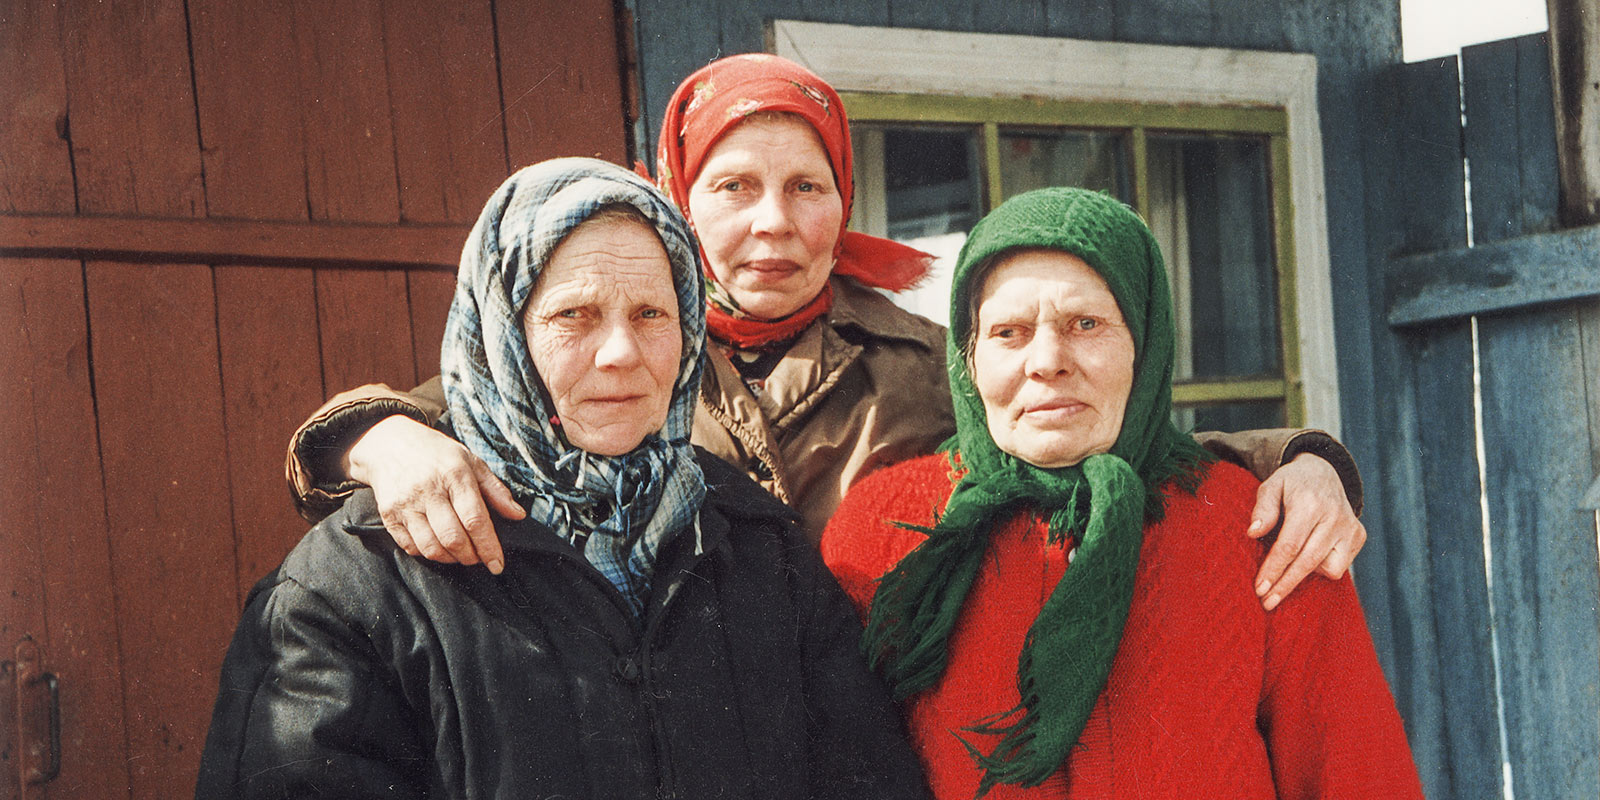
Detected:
left=749, top=189, right=796, bottom=237
left=1023, top=327, right=1076, bottom=379
left=593, top=319, right=644, bottom=370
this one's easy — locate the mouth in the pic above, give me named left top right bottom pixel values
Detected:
left=737, top=259, right=803, bottom=280
left=1021, top=400, right=1088, bottom=422
left=584, top=394, right=646, bottom=407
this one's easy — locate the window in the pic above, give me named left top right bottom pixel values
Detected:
left=774, top=21, right=1340, bottom=433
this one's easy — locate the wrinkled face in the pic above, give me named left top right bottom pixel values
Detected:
left=971, top=250, right=1136, bottom=468
left=686, top=113, right=844, bottom=320
left=523, top=216, right=683, bottom=456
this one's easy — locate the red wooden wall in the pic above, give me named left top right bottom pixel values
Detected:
left=0, top=1, right=630, bottom=796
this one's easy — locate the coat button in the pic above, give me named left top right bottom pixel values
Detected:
left=613, top=655, right=641, bottom=683
left=751, top=460, right=774, bottom=482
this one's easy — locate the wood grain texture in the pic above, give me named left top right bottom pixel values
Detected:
left=0, top=259, right=133, bottom=800
left=407, top=269, right=458, bottom=384
left=1396, top=56, right=1467, bottom=256
left=0, top=5, right=135, bottom=798
left=1386, top=224, right=1600, bottom=326
left=57, top=2, right=220, bottom=796
left=0, top=213, right=468, bottom=269
left=1478, top=303, right=1600, bottom=800
left=495, top=0, right=628, bottom=166
left=187, top=0, right=307, bottom=223
left=85, top=262, right=236, bottom=799
left=189, top=0, right=343, bottom=602
left=1461, top=34, right=1560, bottom=245
left=380, top=0, right=508, bottom=224
left=1364, top=55, right=1474, bottom=798
left=57, top=0, right=204, bottom=218
left=0, top=2, right=76, bottom=215
left=1409, top=323, right=1502, bottom=800
left=291, top=0, right=419, bottom=396
left=213, top=266, right=324, bottom=600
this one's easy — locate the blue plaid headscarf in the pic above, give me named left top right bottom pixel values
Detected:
left=441, top=157, right=707, bottom=616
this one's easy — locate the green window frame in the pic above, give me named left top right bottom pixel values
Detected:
left=840, top=91, right=1306, bottom=426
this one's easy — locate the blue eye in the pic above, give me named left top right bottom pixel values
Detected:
left=1077, top=318, right=1099, bottom=331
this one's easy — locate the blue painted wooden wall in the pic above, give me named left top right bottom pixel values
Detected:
left=1382, top=33, right=1600, bottom=799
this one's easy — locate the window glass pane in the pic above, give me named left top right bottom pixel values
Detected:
left=852, top=124, right=983, bottom=325
left=998, top=128, right=1131, bottom=203
left=1173, top=400, right=1286, bottom=434
left=1146, top=134, right=1280, bottom=383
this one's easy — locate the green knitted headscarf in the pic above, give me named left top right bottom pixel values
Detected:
left=861, top=188, right=1211, bottom=795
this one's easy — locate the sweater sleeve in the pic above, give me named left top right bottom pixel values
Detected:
left=1257, top=572, right=1425, bottom=798
left=820, top=454, right=950, bottom=621
left=285, top=376, right=447, bottom=522
left=194, top=576, right=430, bottom=800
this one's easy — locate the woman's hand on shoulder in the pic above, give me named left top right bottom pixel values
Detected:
left=344, top=415, right=525, bottom=574
left=1246, top=453, right=1367, bottom=611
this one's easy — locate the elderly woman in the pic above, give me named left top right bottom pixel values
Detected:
left=285, top=54, right=1362, bottom=610
left=196, top=159, right=929, bottom=799
left=823, top=188, right=1422, bottom=799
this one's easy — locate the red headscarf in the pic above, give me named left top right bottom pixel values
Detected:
left=654, top=53, right=933, bottom=348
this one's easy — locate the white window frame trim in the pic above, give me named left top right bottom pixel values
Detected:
left=773, top=20, right=1341, bottom=435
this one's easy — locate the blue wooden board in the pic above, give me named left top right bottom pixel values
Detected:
left=1369, top=55, right=1476, bottom=798
left=1387, top=224, right=1600, bottom=326
left=1409, top=322, right=1502, bottom=799
left=1461, top=33, right=1559, bottom=245
left=1477, top=302, right=1600, bottom=799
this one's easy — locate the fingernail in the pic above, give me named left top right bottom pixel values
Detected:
left=1248, top=519, right=1263, bottom=535
left=488, top=559, right=504, bottom=575
left=1255, top=579, right=1271, bottom=596
left=1264, top=593, right=1281, bottom=611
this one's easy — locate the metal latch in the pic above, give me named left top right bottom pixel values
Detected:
left=1, top=638, right=61, bottom=795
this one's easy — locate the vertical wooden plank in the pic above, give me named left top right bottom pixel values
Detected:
left=57, top=0, right=205, bottom=217
left=1040, top=0, right=1115, bottom=39
left=0, top=261, right=133, bottom=800
left=1408, top=322, right=1502, bottom=800
left=971, top=0, right=1047, bottom=36
left=1111, top=0, right=1213, bottom=46
left=1369, top=56, right=1475, bottom=799
left=188, top=0, right=329, bottom=599
left=289, top=0, right=418, bottom=393
left=1398, top=56, right=1469, bottom=255
left=1513, top=34, right=1561, bottom=235
left=380, top=0, right=508, bottom=224
left=86, top=263, right=236, bottom=799
left=56, top=1, right=228, bottom=796
left=0, top=4, right=136, bottom=798
left=496, top=0, right=629, bottom=166
left=407, top=270, right=458, bottom=382
left=1461, top=34, right=1560, bottom=245
left=884, top=0, right=975, bottom=33
left=380, top=0, right=507, bottom=382
left=1478, top=301, right=1600, bottom=800
left=0, top=2, right=76, bottom=215
left=634, top=0, right=721, bottom=162
left=211, top=267, right=324, bottom=595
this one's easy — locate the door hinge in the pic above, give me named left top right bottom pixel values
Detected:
left=2, top=638, right=61, bottom=797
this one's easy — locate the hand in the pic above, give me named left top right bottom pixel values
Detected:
left=1248, top=453, right=1366, bottom=611
left=344, top=415, right=525, bottom=574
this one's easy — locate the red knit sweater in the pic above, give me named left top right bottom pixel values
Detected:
left=822, top=454, right=1423, bottom=800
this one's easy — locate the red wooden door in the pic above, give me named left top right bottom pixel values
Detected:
left=0, top=1, right=630, bottom=797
